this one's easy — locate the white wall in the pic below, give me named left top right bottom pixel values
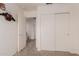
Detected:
left=0, top=3, right=18, bottom=56
left=24, top=10, right=37, bottom=17
left=26, top=18, right=36, bottom=40
left=36, top=4, right=79, bottom=54
left=0, top=3, right=27, bottom=55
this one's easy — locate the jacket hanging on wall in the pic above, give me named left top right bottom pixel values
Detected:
left=0, top=13, right=15, bottom=21
left=0, top=3, right=15, bottom=21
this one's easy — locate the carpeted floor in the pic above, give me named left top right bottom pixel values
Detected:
left=15, top=39, right=79, bottom=56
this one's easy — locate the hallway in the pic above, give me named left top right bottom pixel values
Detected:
left=15, top=40, right=79, bottom=56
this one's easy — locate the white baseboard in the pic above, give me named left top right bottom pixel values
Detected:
left=37, top=48, right=41, bottom=51
left=70, top=50, right=79, bottom=55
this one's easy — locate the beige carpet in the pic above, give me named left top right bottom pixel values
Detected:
left=15, top=40, right=79, bottom=56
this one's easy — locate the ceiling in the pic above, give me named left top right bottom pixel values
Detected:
left=17, top=3, right=44, bottom=11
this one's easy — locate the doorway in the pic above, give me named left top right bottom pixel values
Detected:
left=26, top=17, right=36, bottom=50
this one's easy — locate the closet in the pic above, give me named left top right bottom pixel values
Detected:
left=36, top=4, right=79, bottom=53
left=40, top=13, right=71, bottom=51
left=40, top=14, right=55, bottom=50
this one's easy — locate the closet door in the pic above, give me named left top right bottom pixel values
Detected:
left=40, top=14, right=55, bottom=51
left=55, top=13, right=70, bottom=51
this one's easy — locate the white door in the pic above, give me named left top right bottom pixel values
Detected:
left=55, top=13, right=71, bottom=51
left=40, top=14, right=55, bottom=51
